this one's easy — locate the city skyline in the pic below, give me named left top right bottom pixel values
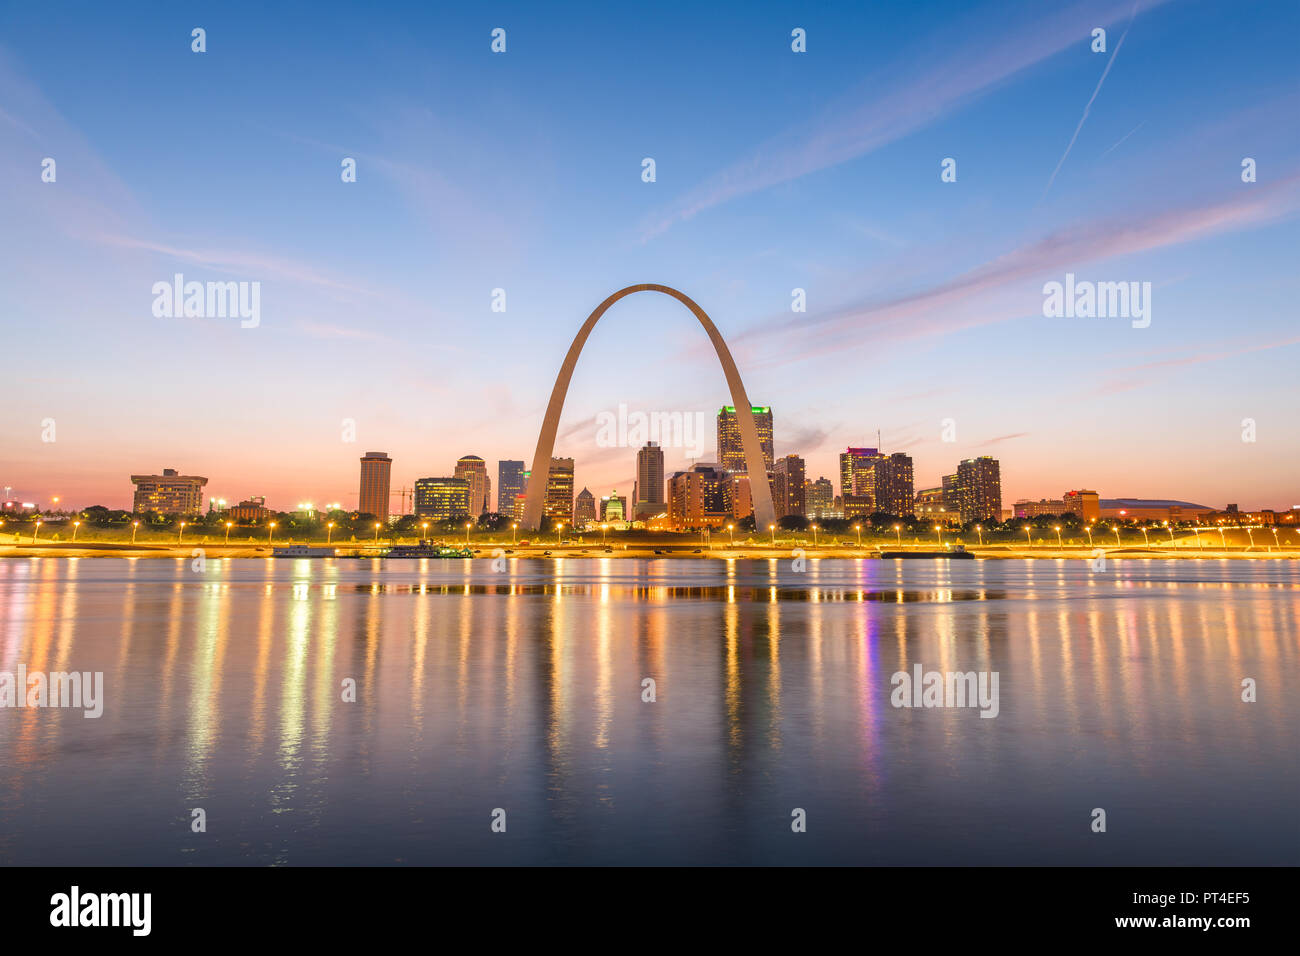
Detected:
left=4, top=1, right=1299, bottom=511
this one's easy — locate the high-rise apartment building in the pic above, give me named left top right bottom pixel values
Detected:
left=358, top=451, right=392, bottom=520
left=131, top=467, right=208, bottom=515
left=954, top=456, right=1002, bottom=523
left=544, top=457, right=575, bottom=523
left=497, top=460, right=526, bottom=514
left=716, top=406, right=773, bottom=474
left=413, top=477, right=470, bottom=521
left=772, top=454, right=806, bottom=519
left=454, top=455, right=491, bottom=517
left=635, top=442, right=665, bottom=516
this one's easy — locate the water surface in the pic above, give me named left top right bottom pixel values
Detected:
left=1, top=557, right=1296, bottom=865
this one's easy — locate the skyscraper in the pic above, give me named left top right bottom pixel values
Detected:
left=497, top=460, right=526, bottom=514
left=839, top=447, right=883, bottom=501
left=544, top=457, right=575, bottom=523
left=130, top=467, right=208, bottom=515
left=772, top=455, right=806, bottom=519
left=668, top=464, right=730, bottom=529
left=955, top=456, right=1002, bottom=523
left=575, top=487, right=597, bottom=526
left=806, top=476, right=834, bottom=518
left=454, top=455, right=491, bottom=517
left=358, top=452, right=392, bottom=520
left=882, top=452, right=915, bottom=517
left=635, top=442, right=665, bottom=517
left=413, top=477, right=470, bottom=521
left=716, top=406, right=773, bottom=474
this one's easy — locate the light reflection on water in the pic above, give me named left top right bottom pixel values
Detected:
left=0, top=557, right=1296, bottom=865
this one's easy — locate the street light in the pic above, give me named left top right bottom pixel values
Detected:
left=268, top=521, right=277, bottom=545
left=511, top=522, right=518, bottom=545
left=601, top=522, right=609, bottom=544
left=327, top=521, right=336, bottom=544
left=1218, top=525, right=1226, bottom=549
left=1024, top=525, right=1032, bottom=547
left=420, top=521, right=428, bottom=543
left=373, top=522, right=381, bottom=543
left=975, top=524, right=983, bottom=547
left=1165, top=522, right=1175, bottom=546
left=555, top=522, right=565, bottom=545
left=465, top=521, right=472, bottom=545
left=178, top=521, right=186, bottom=544
left=33, top=519, right=42, bottom=544
left=935, top=524, right=944, bottom=547
left=727, top=523, right=735, bottom=546
left=132, top=520, right=140, bottom=544
left=854, top=523, right=862, bottom=547
left=1246, top=526, right=1256, bottom=550
left=225, top=521, right=233, bottom=544
left=1085, top=524, right=1094, bottom=547
left=892, top=523, right=900, bottom=548
left=1054, top=525, right=1062, bottom=548
left=1112, top=526, right=1121, bottom=547
left=1141, top=526, right=1150, bottom=547
left=811, top=523, right=819, bottom=547
left=72, top=520, right=81, bottom=542
left=769, top=523, right=776, bottom=547
left=1271, top=527, right=1280, bottom=550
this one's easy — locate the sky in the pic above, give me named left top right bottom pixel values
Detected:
left=2, top=0, right=1298, bottom=513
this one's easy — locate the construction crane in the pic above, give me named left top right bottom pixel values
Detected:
left=390, top=486, right=413, bottom=515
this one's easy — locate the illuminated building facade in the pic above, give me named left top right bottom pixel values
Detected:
left=544, top=457, right=575, bottom=522
left=130, top=467, right=208, bottom=515
left=414, top=477, right=470, bottom=521
left=358, top=451, right=392, bottom=521
left=717, top=406, right=773, bottom=474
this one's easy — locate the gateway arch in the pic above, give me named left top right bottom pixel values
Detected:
left=522, top=284, right=776, bottom=532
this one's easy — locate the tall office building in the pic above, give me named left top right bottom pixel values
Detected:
left=414, top=477, right=470, bottom=521
left=772, top=454, right=806, bottom=519
left=131, top=468, right=208, bottom=515
left=716, top=406, right=773, bottom=474
left=358, top=451, right=392, bottom=520
left=668, top=464, right=730, bottom=529
left=839, top=447, right=883, bottom=501
left=806, top=476, right=835, bottom=518
left=954, top=456, right=1002, bottom=523
left=544, top=457, right=575, bottom=523
left=497, top=460, right=526, bottom=514
left=635, top=442, right=665, bottom=516
left=454, top=455, right=491, bottom=517
left=941, top=473, right=960, bottom=513
left=882, top=452, right=915, bottom=517
left=575, top=487, right=597, bottom=526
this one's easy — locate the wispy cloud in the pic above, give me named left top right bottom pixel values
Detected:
left=640, top=0, right=1174, bottom=240
left=1041, top=1, right=1140, bottom=200
left=737, top=173, right=1300, bottom=365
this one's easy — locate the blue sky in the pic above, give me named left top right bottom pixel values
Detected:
left=2, top=0, right=1298, bottom=511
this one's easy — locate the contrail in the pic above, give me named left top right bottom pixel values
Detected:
left=1041, top=3, right=1140, bottom=201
